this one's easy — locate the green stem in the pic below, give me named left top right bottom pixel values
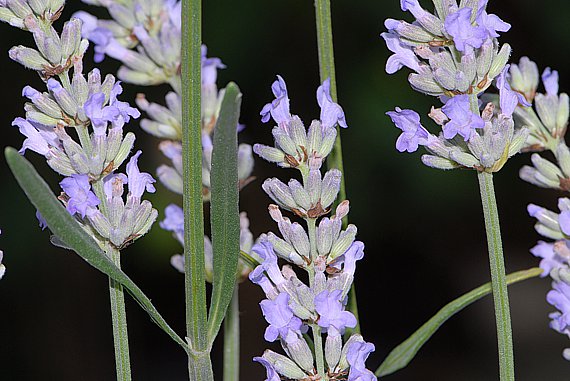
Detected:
left=314, top=0, right=360, bottom=335
left=477, top=171, right=515, bottom=381
left=307, top=218, right=325, bottom=376
left=223, top=285, right=240, bottom=381
left=182, top=0, right=212, bottom=379
left=107, top=244, right=132, bottom=381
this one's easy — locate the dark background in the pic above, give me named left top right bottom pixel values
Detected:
left=1, top=0, right=569, bottom=379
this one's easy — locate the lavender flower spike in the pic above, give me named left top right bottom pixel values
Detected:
left=60, top=174, right=100, bottom=218
left=260, top=75, right=291, bottom=125
left=317, top=78, right=348, bottom=130
left=386, top=108, right=433, bottom=153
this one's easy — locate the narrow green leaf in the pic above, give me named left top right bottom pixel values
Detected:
left=5, top=147, right=188, bottom=353
left=207, top=83, right=242, bottom=344
left=376, top=267, right=542, bottom=378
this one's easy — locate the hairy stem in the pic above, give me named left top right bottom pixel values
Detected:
left=182, top=0, right=212, bottom=379
left=223, top=285, right=240, bottom=381
left=477, top=171, right=515, bottom=381
left=107, top=244, right=132, bottom=381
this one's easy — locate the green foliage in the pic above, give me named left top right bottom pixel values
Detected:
left=376, top=267, right=542, bottom=378
left=207, top=83, right=242, bottom=344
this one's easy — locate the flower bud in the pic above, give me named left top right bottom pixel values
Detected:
left=262, top=350, right=307, bottom=380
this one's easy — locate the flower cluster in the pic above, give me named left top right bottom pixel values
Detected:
left=510, top=59, right=570, bottom=191
left=76, top=1, right=255, bottom=272
left=528, top=200, right=570, bottom=360
left=384, top=0, right=529, bottom=173
left=1, top=0, right=156, bottom=251
left=251, top=76, right=376, bottom=380
left=519, top=57, right=570, bottom=360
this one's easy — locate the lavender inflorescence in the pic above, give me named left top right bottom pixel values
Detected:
left=513, top=56, right=570, bottom=360
left=251, top=76, right=376, bottom=381
left=384, top=0, right=529, bottom=173
left=75, top=1, right=256, bottom=277
left=1, top=0, right=157, bottom=251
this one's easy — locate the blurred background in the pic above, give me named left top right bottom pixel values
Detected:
left=1, top=0, right=569, bottom=379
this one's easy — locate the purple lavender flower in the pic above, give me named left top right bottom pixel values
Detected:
left=547, top=280, right=570, bottom=332
left=381, top=32, right=421, bottom=75
left=260, top=75, right=291, bottom=126
left=126, top=151, right=156, bottom=199
left=260, top=292, right=303, bottom=342
left=202, top=45, right=226, bottom=86
left=340, top=241, right=365, bottom=277
left=249, top=265, right=278, bottom=299
left=84, top=92, right=120, bottom=135
left=109, top=83, right=141, bottom=128
left=315, top=289, right=357, bottom=335
left=542, top=68, right=560, bottom=96
left=253, top=357, right=280, bottom=381
left=60, top=174, right=100, bottom=218
left=386, top=108, right=433, bottom=152
left=252, top=239, right=286, bottom=287
left=347, top=341, right=377, bottom=381
left=530, top=241, right=565, bottom=277
left=476, top=0, right=511, bottom=39
left=317, top=78, right=348, bottom=130
left=496, top=66, right=531, bottom=117
left=12, top=117, right=58, bottom=156
left=444, top=8, right=487, bottom=52
left=441, top=95, right=485, bottom=141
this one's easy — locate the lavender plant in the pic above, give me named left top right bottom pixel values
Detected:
left=71, top=2, right=256, bottom=377
left=251, top=75, right=376, bottom=381
left=4, top=0, right=568, bottom=378
left=504, top=56, right=570, bottom=361
left=0, top=0, right=165, bottom=377
left=383, top=0, right=531, bottom=379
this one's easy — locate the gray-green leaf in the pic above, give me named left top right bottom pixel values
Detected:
left=376, top=267, right=542, bottom=377
left=5, top=147, right=188, bottom=353
left=207, top=83, right=242, bottom=344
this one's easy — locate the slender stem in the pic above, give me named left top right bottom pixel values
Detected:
left=314, top=0, right=360, bottom=335
left=188, top=353, right=214, bottom=380
left=223, top=285, right=240, bottom=381
left=477, top=171, right=515, bottom=381
left=182, top=0, right=212, bottom=379
left=107, top=244, right=132, bottom=381
left=307, top=218, right=325, bottom=376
